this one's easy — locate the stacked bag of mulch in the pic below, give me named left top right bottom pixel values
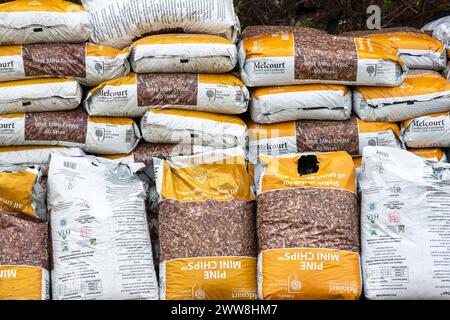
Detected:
left=240, top=24, right=450, bottom=300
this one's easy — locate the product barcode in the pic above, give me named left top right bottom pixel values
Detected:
left=125, top=129, right=132, bottom=143
left=64, top=161, right=77, bottom=170
left=236, top=91, right=243, bottom=102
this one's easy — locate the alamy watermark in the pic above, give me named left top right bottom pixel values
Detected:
left=367, top=5, right=381, bottom=30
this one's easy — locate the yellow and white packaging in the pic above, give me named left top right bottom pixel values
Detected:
left=84, top=73, right=249, bottom=117
left=0, top=109, right=141, bottom=155
left=0, top=78, right=82, bottom=114
left=239, top=32, right=406, bottom=87
left=361, top=146, right=450, bottom=299
left=88, top=0, right=240, bottom=49
left=248, top=118, right=402, bottom=163
left=140, top=109, right=247, bottom=150
left=0, top=43, right=130, bottom=86
left=255, top=152, right=361, bottom=300
left=131, top=34, right=238, bottom=74
left=250, top=84, right=352, bottom=123
left=0, top=0, right=90, bottom=45
left=0, top=166, right=46, bottom=220
left=408, top=147, right=447, bottom=162
left=155, top=148, right=257, bottom=300
left=354, top=70, right=450, bottom=122
left=401, top=112, right=450, bottom=148
left=345, top=29, right=447, bottom=70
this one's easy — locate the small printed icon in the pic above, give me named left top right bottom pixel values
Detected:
left=371, top=229, right=377, bottom=236
left=95, top=62, right=104, bottom=74
left=65, top=178, right=74, bottom=191
left=290, top=279, right=302, bottom=291
left=193, top=288, right=206, bottom=300
left=369, top=203, right=376, bottom=211
left=398, top=225, right=406, bottom=235
left=95, top=128, right=105, bottom=142
left=368, top=139, right=377, bottom=146
left=80, top=226, right=92, bottom=238
left=367, top=65, right=377, bottom=77
left=206, top=89, right=216, bottom=102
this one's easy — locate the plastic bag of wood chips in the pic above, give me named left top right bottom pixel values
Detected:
left=239, top=31, right=407, bottom=87
left=255, top=152, right=361, bottom=300
left=248, top=117, right=403, bottom=163
left=155, top=147, right=257, bottom=300
left=0, top=166, right=46, bottom=220
left=48, top=155, right=159, bottom=300
left=84, top=73, right=249, bottom=117
left=0, top=43, right=130, bottom=86
left=0, top=0, right=90, bottom=45
left=0, top=78, right=82, bottom=114
left=242, top=25, right=326, bottom=39
left=250, top=84, right=352, bottom=123
left=401, top=112, right=450, bottom=148
left=130, top=34, right=237, bottom=74
left=407, top=148, right=448, bottom=162
left=140, top=109, right=247, bottom=150
left=354, top=70, right=450, bottom=122
left=361, top=146, right=450, bottom=300
left=0, top=108, right=140, bottom=155
left=0, top=212, right=49, bottom=300
left=88, top=0, right=240, bottom=49
left=342, top=28, right=447, bottom=70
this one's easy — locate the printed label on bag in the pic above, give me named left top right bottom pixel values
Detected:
left=163, top=257, right=257, bottom=300
left=23, top=43, right=86, bottom=78
left=24, top=109, right=87, bottom=143
left=0, top=266, right=49, bottom=300
left=137, top=74, right=198, bottom=107
left=259, top=248, right=361, bottom=300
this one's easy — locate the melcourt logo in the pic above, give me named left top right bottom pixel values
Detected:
left=0, top=123, right=14, bottom=129
left=0, top=61, right=14, bottom=68
left=254, top=61, right=286, bottom=70
left=99, top=89, right=128, bottom=97
left=411, top=119, right=445, bottom=127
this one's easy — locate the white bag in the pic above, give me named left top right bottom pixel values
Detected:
left=0, top=0, right=90, bottom=45
left=250, top=84, right=352, bottom=123
left=0, top=78, right=82, bottom=114
left=361, top=146, right=450, bottom=300
left=130, top=34, right=237, bottom=74
left=48, top=155, right=159, bottom=300
left=88, top=0, right=240, bottom=49
left=422, top=16, right=450, bottom=49
left=140, top=109, right=247, bottom=150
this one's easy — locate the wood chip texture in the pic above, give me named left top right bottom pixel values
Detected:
left=257, top=188, right=359, bottom=253
left=0, top=212, right=49, bottom=269
left=159, top=199, right=257, bottom=262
